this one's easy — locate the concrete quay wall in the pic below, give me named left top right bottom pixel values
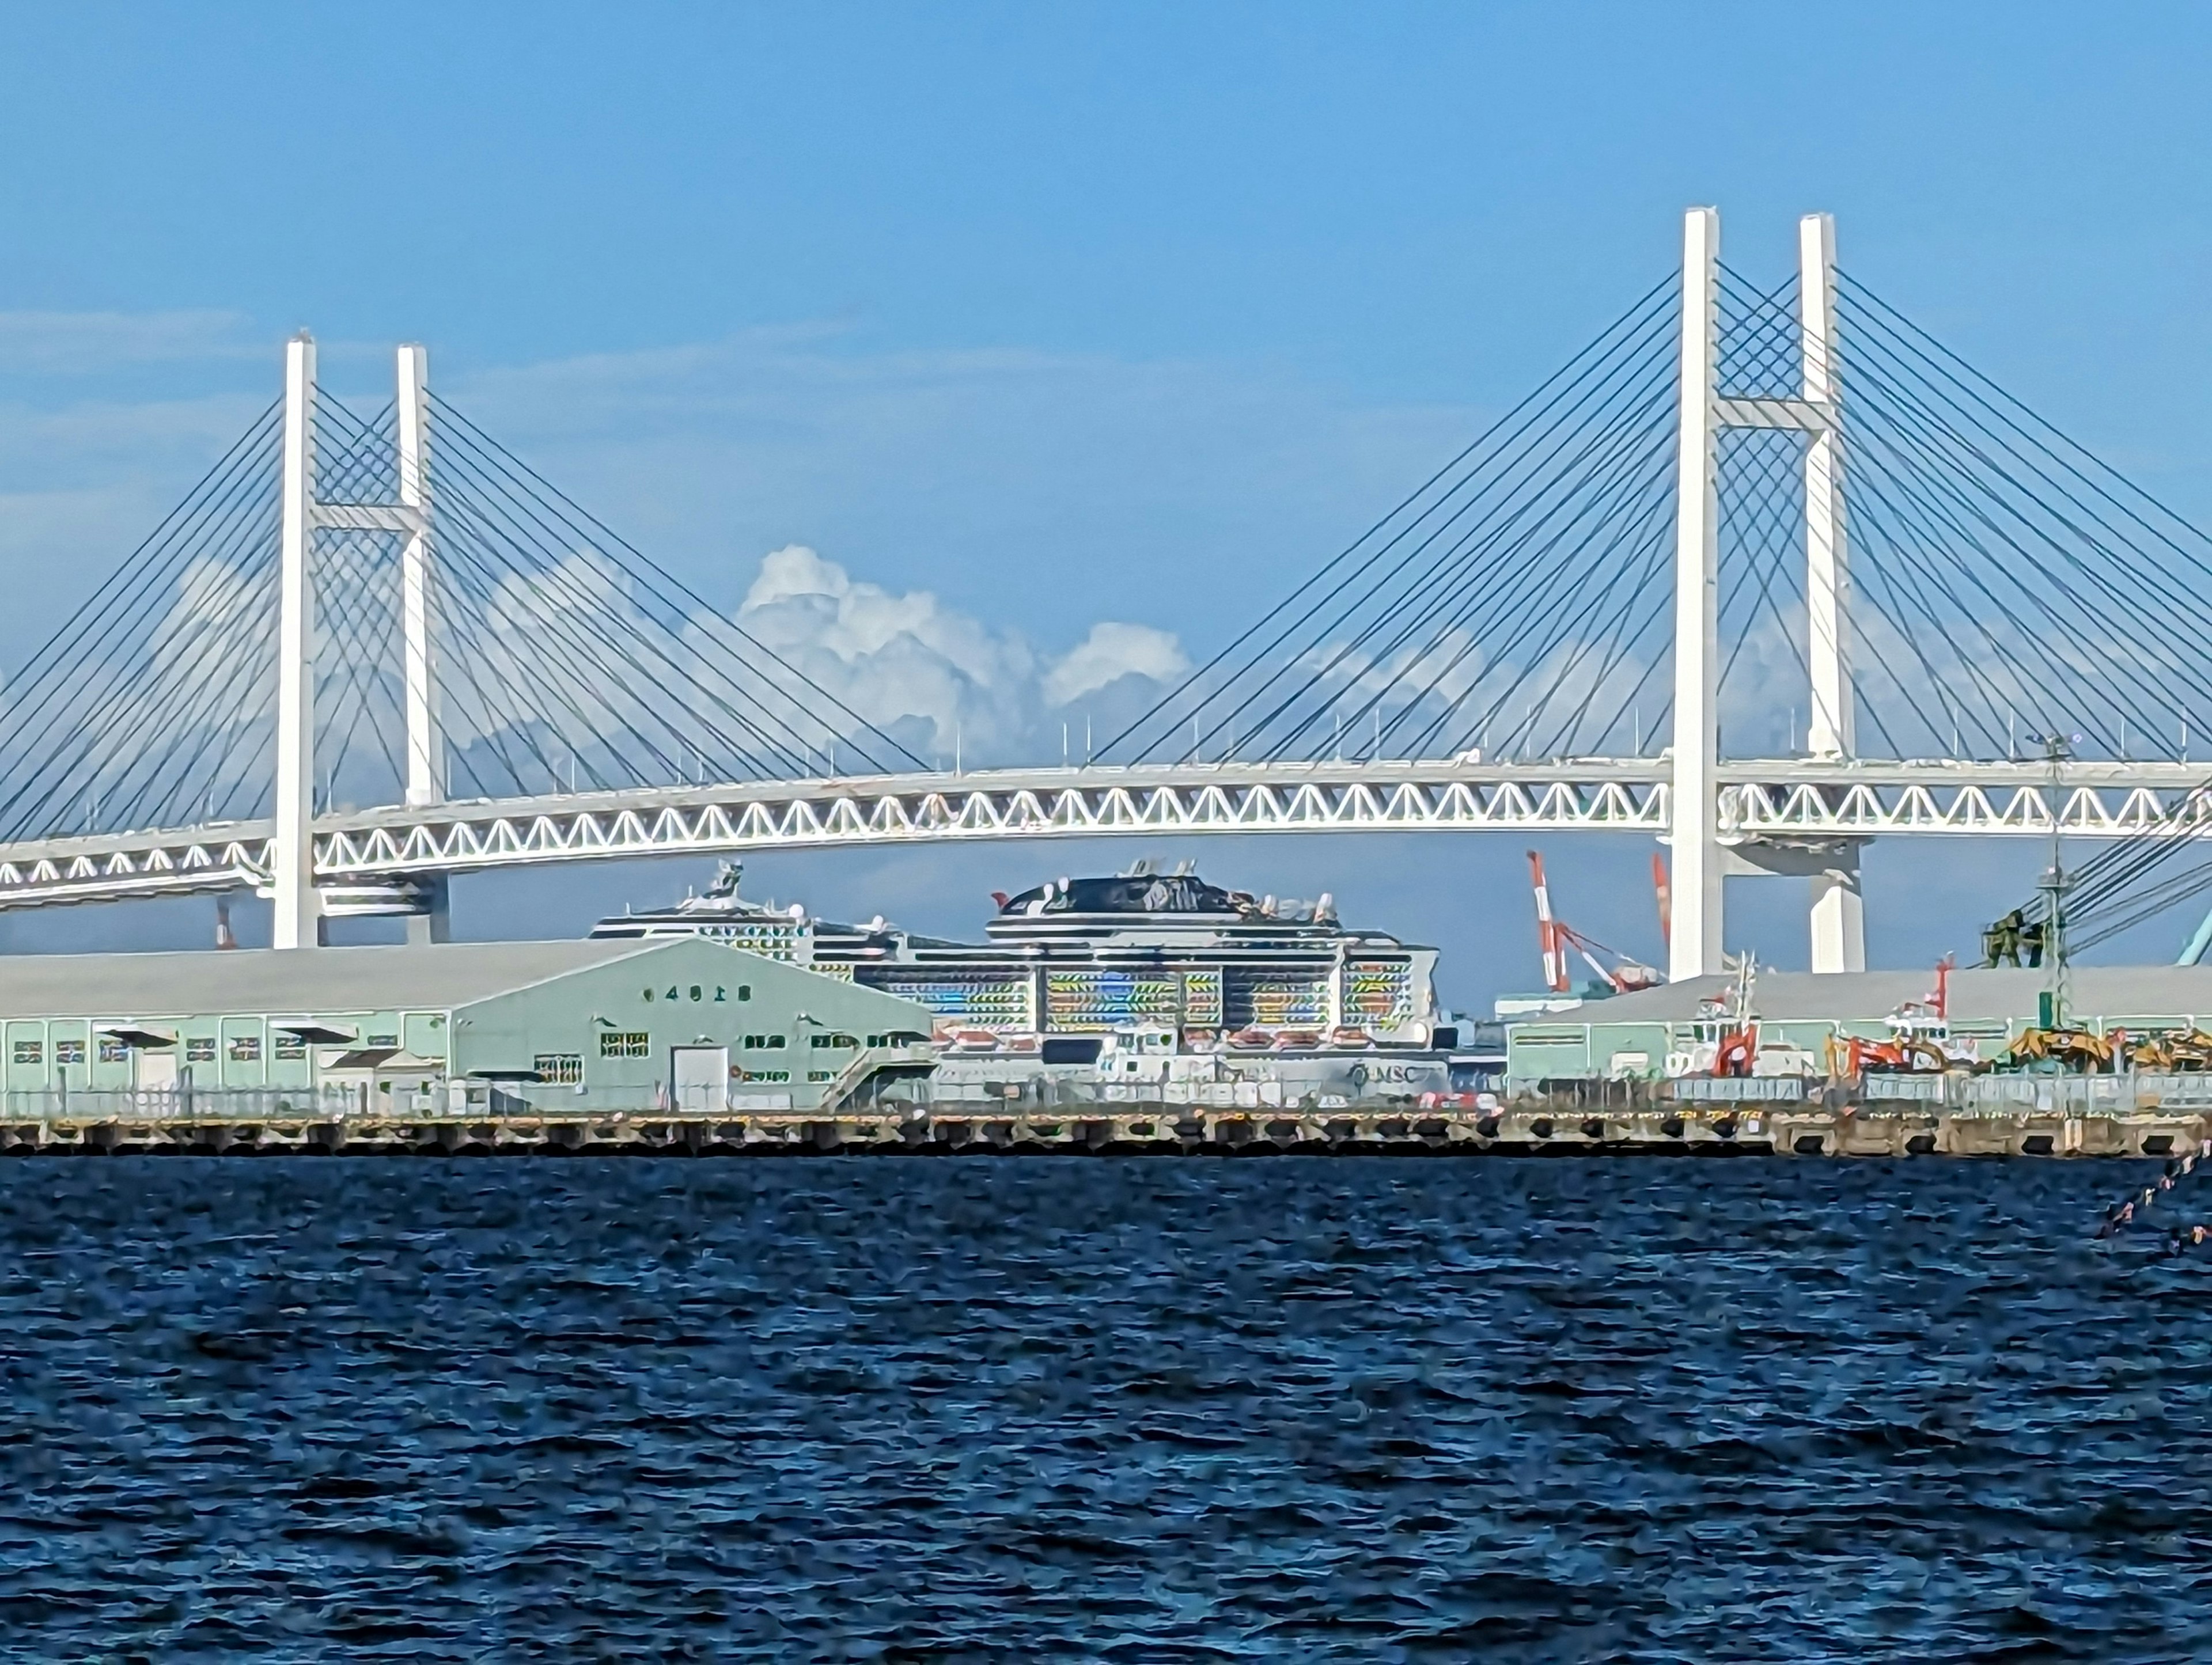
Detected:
left=0, top=1104, right=2203, bottom=1156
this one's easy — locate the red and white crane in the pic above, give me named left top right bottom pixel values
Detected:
left=1525, top=850, right=1661, bottom=994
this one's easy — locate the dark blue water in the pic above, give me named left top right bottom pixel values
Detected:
left=0, top=1157, right=2202, bottom=1661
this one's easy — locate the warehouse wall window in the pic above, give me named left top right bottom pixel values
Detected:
left=599, top=1031, right=650, bottom=1059
left=228, top=1036, right=261, bottom=1063
left=535, top=1053, right=584, bottom=1084
left=54, top=1041, right=85, bottom=1066
left=185, top=1038, right=217, bottom=1063
left=10, top=1040, right=40, bottom=1066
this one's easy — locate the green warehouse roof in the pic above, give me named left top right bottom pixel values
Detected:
left=1571, top=966, right=2212, bottom=1025
left=0, top=938, right=732, bottom=1019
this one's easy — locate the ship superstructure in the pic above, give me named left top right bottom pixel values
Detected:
left=588, top=860, right=901, bottom=965
left=590, top=859, right=1443, bottom=1053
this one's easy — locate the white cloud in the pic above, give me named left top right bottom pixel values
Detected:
left=1044, top=621, right=1189, bottom=706
left=735, top=544, right=1185, bottom=761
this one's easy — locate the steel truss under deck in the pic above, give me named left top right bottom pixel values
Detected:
left=1, top=757, right=2208, bottom=911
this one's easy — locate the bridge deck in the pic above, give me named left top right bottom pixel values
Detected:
left=2, top=757, right=2207, bottom=911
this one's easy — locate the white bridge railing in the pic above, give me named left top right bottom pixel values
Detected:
left=0, top=756, right=2207, bottom=911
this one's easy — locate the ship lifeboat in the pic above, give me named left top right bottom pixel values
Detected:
left=1003, top=1034, right=1041, bottom=1055
left=949, top=1029, right=1002, bottom=1053
left=1330, top=1026, right=1373, bottom=1050
left=1274, top=1029, right=1323, bottom=1052
left=1228, top=1027, right=1273, bottom=1052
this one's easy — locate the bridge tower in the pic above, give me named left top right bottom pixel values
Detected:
left=272, top=333, right=318, bottom=950
left=1668, top=207, right=1863, bottom=980
left=271, top=334, right=445, bottom=949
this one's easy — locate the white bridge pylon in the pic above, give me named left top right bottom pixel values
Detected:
left=274, top=332, right=445, bottom=950
left=1672, top=206, right=1861, bottom=982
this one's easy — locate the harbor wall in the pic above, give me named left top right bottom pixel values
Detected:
left=0, top=1092, right=2199, bottom=1157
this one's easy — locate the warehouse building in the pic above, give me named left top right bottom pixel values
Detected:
left=1506, top=965, right=2212, bottom=1087
left=0, top=936, right=933, bottom=1114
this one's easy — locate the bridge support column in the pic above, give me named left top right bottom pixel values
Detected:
left=1669, top=206, right=1724, bottom=981
left=406, top=873, right=450, bottom=946
left=1810, top=866, right=1864, bottom=973
left=397, top=344, right=442, bottom=811
left=1800, top=211, right=1864, bottom=973
left=272, top=332, right=323, bottom=950
left=1725, top=838, right=1865, bottom=973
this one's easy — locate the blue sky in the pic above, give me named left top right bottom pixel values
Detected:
left=1, top=3, right=2207, bottom=1003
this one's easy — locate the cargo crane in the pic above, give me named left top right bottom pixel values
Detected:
left=1525, top=851, right=1661, bottom=995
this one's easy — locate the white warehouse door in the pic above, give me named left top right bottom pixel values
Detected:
left=671, top=1046, right=729, bottom=1114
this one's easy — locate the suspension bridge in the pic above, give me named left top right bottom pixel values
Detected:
left=7, top=205, right=2212, bottom=981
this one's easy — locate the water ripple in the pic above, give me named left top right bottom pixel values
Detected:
left=0, top=1158, right=2201, bottom=1660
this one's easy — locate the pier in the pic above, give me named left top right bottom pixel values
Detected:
left=3, top=1098, right=2199, bottom=1157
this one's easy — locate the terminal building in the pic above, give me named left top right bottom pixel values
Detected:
left=1505, top=966, right=2212, bottom=1089
left=0, top=937, right=933, bottom=1115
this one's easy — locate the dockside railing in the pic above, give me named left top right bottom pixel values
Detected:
left=1570, top=1072, right=2212, bottom=1116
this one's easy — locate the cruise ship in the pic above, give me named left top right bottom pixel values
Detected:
left=590, top=859, right=1451, bottom=1056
